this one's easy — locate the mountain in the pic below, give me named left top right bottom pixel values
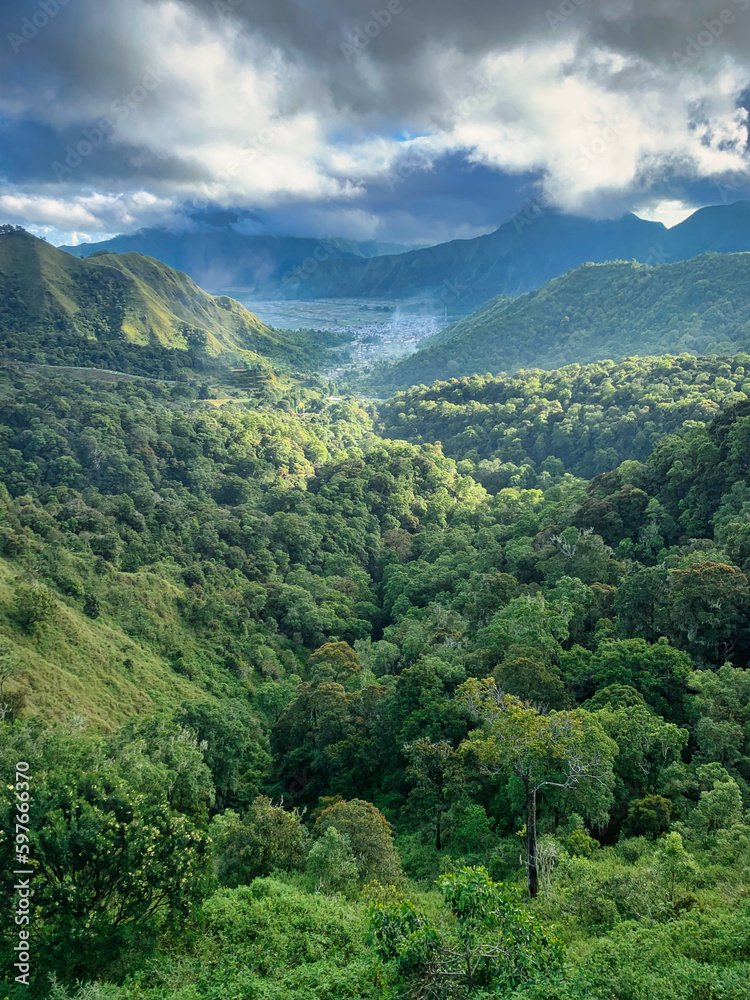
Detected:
left=277, top=211, right=666, bottom=309
left=59, top=228, right=418, bottom=294
left=0, top=228, right=320, bottom=377
left=659, top=199, right=750, bottom=258
left=273, top=201, right=750, bottom=311
left=372, top=251, right=750, bottom=389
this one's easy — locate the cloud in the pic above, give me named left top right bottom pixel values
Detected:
left=1, top=0, right=750, bottom=243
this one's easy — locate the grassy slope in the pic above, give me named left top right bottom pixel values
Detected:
left=376, top=252, right=750, bottom=388
left=0, top=230, right=312, bottom=369
left=0, top=558, right=211, bottom=729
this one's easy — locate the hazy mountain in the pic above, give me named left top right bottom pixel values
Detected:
left=275, top=202, right=750, bottom=311
left=59, top=228, right=419, bottom=294
left=0, top=228, right=319, bottom=376
left=373, top=251, right=750, bottom=389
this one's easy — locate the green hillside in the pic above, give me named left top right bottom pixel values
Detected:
left=374, top=252, right=750, bottom=389
left=378, top=354, right=750, bottom=489
left=0, top=228, right=321, bottom=377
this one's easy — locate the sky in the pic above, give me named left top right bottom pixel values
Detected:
left=2, top=0, right=750, bottom=246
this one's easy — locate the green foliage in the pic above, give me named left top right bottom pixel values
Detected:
left=4, top=341, right=750, bottom=997
left=209, top=796, right=307, bottom=886
left=0, top=723, right=211, bottom=985
left=315, top=798, right=402, bottom=885
left=12, top=583, right=57, bottom=631
left=369, top=866, right=564, bottom=998
left=626, top=795, right=673, bottom=837
left=176, top=699, right=270, bottom=812
left=460, top=684, right=617, bottom=895
left=306, top=827, right=360, bottom=895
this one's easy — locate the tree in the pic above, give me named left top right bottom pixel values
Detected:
left=626, top=794, right=673, bottom=838
left=695, top=769, right=743, bottom=832
left=0, top=725, right=211, bottom=983
left=404, top=737, right=460, bottom=851
left=654, top=832, right=697, bottom=904
left=368, top=866, right=564, bottom=997
left=306, top=827, right=359, bottom=895
left=591, top=702, right=687, bottom=801
left=210, top=796, right=307, bottom=886
left=655, top=561, right=750, bottom=663
left=476, top=595, right=569, bottom=668
left=460, top=680, right=616, bottom=896
left=111, top=715, right=215, bottom=821
left=308, top=641, right=363, bottom=687
left=12, top=583, right=57, bottom=631
left=314, top=798, right=401, bottom=884
left=493, top=645, right=569, bottom=709
left=588, top=637, right=693, bottom=721
left=176, top=700, right=270, bottom=812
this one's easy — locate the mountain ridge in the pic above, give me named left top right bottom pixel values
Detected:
left=371, top=250, right=750, bottom=388
left=0, top=229, right=318, bottom=376
left=57, top=202, right=750, bottom=313
left=274, top=202, right=750, bottom=308
left=59, top=228, right=420, bottom=295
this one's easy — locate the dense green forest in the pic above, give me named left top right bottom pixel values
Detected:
left=377, top=355, right=750, bottom=489
left=1, top=352, right=750, bottom=999
left=374, top=253, right=750, bottom=389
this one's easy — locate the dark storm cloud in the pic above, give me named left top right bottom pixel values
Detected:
left=2, top=0, right=749, bottom=241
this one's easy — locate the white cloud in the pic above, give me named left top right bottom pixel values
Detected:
left=635, top=198, right=700, bottom=226
left=3, top=0, right=750, bottom=240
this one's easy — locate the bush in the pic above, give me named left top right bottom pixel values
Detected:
left=306, top=827, right=359, bottom=895
left=83, top=593, right=101, bottom=619
left=210, top=797, right=307, bottom=886
left=315, top=798, right=401, bottom=885
left=12, top=583, right=57, bottom=631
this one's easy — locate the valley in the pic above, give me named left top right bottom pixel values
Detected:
left=1, top=209, right=750, bottom=1000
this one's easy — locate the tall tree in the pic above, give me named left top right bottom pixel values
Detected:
left=459, top=680, right=616, bottom=896
left=404, top=737, right=460, bottom=851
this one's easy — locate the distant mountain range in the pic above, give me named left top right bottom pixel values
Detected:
left=0, top=229, right=320, bottom=378
left=58, top=202, right=750, bottom=315
left=278, top=202, right=750, bottom=310
left=59, top=229, right=418, bottom=296
left=373, top=251, right=750, bottom=389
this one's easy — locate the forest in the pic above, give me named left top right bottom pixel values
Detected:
left=0, top=353, right=749, bottom=1000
